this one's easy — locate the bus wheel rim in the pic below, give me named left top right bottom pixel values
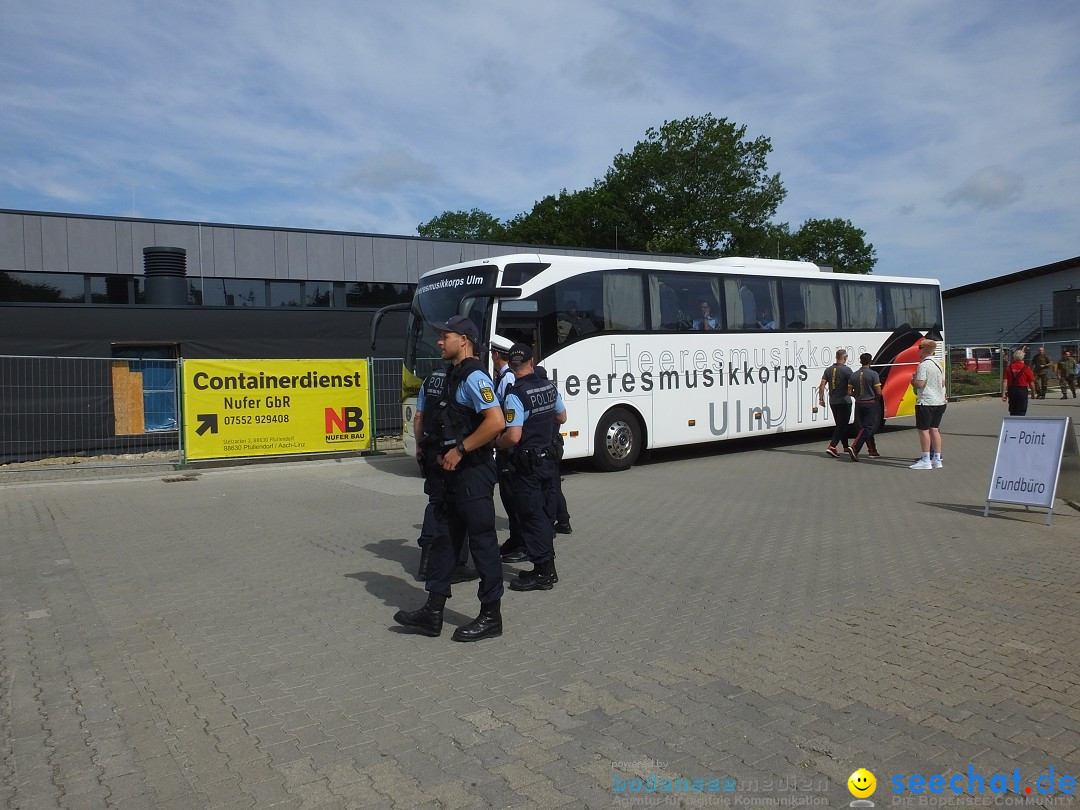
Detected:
left=605, top=420, right=633, bottom=460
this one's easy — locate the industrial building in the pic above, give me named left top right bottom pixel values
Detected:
left=942, top=254, right=1080, bottom=348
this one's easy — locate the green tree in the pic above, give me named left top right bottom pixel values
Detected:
left=791, top=218, right=876, bottom=275
left=503, top=187, right=618, bottom=247
left=601, top=114, right=786, bottom=254
left=417, top=208, right=507, bottom=241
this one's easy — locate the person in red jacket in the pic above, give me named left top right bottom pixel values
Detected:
left=1002, top=349, right=1036, bottom=416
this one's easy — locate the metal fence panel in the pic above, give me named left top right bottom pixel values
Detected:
left=945, top=341, right=1080, bottom=400
left=370, top=357, right=403, bottom=437
left=1, top=355, right=407, bottom=469
left=0, top=355, right=182, bottom=465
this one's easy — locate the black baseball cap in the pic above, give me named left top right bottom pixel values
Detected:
left=508, top=343, right=533, bottom=365
left=431, top=315, right=479, bottom=343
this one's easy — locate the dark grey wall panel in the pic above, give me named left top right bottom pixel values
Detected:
left=0, top=214, right=27, bottom=268
left=114, top=220, right=135, bottom=274
left=23, top=215, right=45, bottom=271
left=307, top=232, right=345, bottom=281
left=286, top=231, right=308, bottom=279
left=0, top=304, right=403, bottom=359
left=274, top=231, right=289, bottom=278
left=234, top=227, right=276, bottom=278
left=41, top=216, right=69, bottom=272
left=210, top=227, right=236, bottom=278
left=343, top=236, right=357, bottom=283
left=372, top=238, right=406, bottom=283
left=354, top=236, right=375, bottom=282
left=66, top=217, right=117, bottom=272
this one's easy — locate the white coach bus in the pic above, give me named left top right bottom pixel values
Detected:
left=396, top=254, right=943, bottom=471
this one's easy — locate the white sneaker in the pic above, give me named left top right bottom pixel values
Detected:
left=931, top=458, right=943, bottom=469
left=910, top=459, right=933, bottom=470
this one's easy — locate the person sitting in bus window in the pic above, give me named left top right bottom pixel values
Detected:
left=758, top=308, right=776, bottom=329
left=691, top=300, right=718, bottom=331
left=558, top=300, right=595, bottom=342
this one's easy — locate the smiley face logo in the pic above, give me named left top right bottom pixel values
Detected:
left=848, top=768, right=876, bottom=798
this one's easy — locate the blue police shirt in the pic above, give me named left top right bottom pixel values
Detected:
left=494, top=365, right=515, bottom=403
left=457, top=368, right=501, bottom=413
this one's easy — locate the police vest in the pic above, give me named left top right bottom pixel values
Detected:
left=506, top=373, right=560, bottom=450
left=418, top=365, right=450, bottom=458
left=432, top=357, right=494, bottom=461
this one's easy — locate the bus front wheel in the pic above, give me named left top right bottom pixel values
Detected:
left=593, top=407, right=641, bottom=472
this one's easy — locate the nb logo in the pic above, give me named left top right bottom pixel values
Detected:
left=325, top=406, right=365, bottom=434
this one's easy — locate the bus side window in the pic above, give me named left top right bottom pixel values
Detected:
left=781, top=280, right=806, bottom=329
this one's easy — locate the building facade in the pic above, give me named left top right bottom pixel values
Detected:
left=942, top=255, right=1080, bottom=349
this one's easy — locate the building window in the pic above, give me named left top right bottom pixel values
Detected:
left=90, top=275, right=131, bottom=304
left=345, top=282, right=413, bottom=308
left=224, top=279, right=265, bottom=307
left=269, top=281, right=302, bottom=307
left=305, top=282, right=332, bottom=307
left=0, top=271, right=87, bottom=303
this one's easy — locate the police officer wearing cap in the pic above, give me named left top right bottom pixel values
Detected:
left=393, top=315, right=505, bottom=642
left=496, top=343, right=567, bottom=591
left=490, top=335, right=528, bottom=563
left=413, top=364, right=478, bottom=584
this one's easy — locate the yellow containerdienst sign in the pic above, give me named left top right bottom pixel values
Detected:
left=182, top=359, right=371, bottom=460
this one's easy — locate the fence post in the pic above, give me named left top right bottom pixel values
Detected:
left=368, top=357, right=377, bottom=453
left=178, top=358, right=187, bottom=464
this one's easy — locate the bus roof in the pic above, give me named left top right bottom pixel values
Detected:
left=418, top=253, right=940, bottom=287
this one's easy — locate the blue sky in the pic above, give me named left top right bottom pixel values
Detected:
left=2, top=1, right=1078, bottom=290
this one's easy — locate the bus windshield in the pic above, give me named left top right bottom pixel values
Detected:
left=403, top=265, right=497, bottom=396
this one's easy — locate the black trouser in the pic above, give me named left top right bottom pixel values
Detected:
left=510, top=454, right=557, bottom=565
left=851, top=400, right=879, bottom=454
left=425, top=458, right=503, bottom=603
left=547, top=472, right=570, bottom=525
left=829, top=400, right=852, bottom=449
left=496, top=451, right=522, bottom=548
left=419, top=462, right=469, bottom=564
left=1007, top=386, right=1029, bottom=416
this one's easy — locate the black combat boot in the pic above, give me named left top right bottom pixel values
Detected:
left=416, top=545, right=432, bottom=581
left=509, top=561, right=558, bottom=591
left=452, top=600, right=502, bottom=642
left=393, top=593, right=446, bottom=637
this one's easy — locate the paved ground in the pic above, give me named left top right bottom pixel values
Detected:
left=2, top=396, right=1079, bottom=809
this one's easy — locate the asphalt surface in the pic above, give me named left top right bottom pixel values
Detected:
left=2, top=396, right=1078, bottom=809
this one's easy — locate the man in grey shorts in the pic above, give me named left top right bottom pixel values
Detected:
left=909, top=339, right=946, bottom=470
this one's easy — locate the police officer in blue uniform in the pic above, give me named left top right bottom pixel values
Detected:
left=413, top=364, right=478, bottom=584
left=490, top=335, right=528, bottom=563
left=394, top=315, right=506, bottom=641
left=496, top=343, right=567, bottom=592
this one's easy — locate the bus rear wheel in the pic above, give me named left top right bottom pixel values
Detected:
left=593, top=407, right=641, bottom=472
